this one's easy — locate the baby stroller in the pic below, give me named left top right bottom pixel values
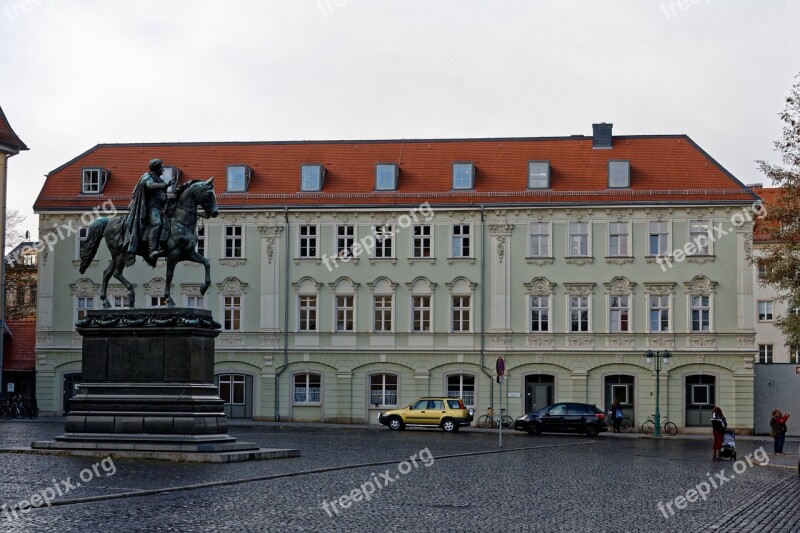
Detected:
left=718, top=428, right=736, bottom=460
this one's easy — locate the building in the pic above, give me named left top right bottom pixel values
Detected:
left=1, top=242, right=39, bottom=397
left=33, top=124, right=760, bottom=432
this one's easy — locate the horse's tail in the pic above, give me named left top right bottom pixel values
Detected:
left=79, top=217, right=109, bottom=274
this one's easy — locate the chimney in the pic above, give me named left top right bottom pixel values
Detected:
left=592, top=123, right=613, bottom=149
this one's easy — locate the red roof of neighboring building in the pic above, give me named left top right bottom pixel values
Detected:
left=2, top=320, right=36, bottom=371
left=0, top=106, right=28, bottom=153
left=34, top=133, right=757, bottom=211
left=751, top=185, right=783, bottom=243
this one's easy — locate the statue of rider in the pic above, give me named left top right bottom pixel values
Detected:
left=125, top=159, right=175, bottom=264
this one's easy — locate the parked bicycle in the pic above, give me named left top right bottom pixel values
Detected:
left=0, top=396, right=38, bottom=420
left=478, top=406, right=514, bottom=429
left=641, top=413, right=678, bottom=436
left=605, top=410, right=633, bottom=433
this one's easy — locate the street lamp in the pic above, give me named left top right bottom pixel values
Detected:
left=644, top=350, right=672, bottom=438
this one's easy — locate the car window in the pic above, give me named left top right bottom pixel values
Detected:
left=428, top=400, right=444, bottom=410
left=411, top=400, right=427, bottom=410
left=549, top=404, right=566, bottom=416
left=566, top=403, right=588, bottom=415
left=447, top=400, right=461, bottom=409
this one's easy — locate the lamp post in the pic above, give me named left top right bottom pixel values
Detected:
left=645, top=350, right=671, bottom=438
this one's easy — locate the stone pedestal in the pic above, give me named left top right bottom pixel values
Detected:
left=31, top=308, right=298, bottom=462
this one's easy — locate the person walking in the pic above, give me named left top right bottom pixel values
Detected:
left=711, top=406, right=727, bottom=461
left=770, top=409, right=790, bottom=455
left=611, top=399, right=623, bottom=433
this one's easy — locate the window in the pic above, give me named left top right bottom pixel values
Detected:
left=452, top=163, right=474, bottom=190
left=791, top=348, right=800, bottom=364
left=691, top=384, right=710, bottom=405
left=373, top=225, right=393, bottom=258
left=150, top=296, right=168, bottom=308
left=757, top=264, right=768, bottom=280
left=299, top=225, right=318, bottom=258
left=452, top=295, right=471, bottom=332
left=608, top=222, right=629, bottom=257
left=412, top=295, right=431, bottom=332
left=412, top=225, right=432, bottom=258
left=529, top=223, right=549, bottom=257
left=224, top=226, right=243, bottom=258
left=81, top=168, right=107, bottom=194
left=226, top=165, right=250, bottom=192
left=186, top=295, right=204, bottom=309
left=373, top=295, right=393, bottom=332
left=608, top=161, right=630, bottom=188
left=112, top=295, right=130, bottom=308
left=301, top=165, right=324, bottom=191
left=690, top=295, right=710, bottom=332
left=757, top=300, right=773, bottom=321
left=688, top=221, right=710, bottom=255
left=294, top=373, right=321, bottom=403
left=649, top=295, right=670, bottom=332
left=22, top=252, right=36, bottom=266
left=447, top=375, right=475, bottom=408
left=77, top=227, right=89, bottom=259
left=218, top=374, right=245, bottom=405
left=530, top=296, right=549, bottom=332
left=335, top=295, right=354, bottom=332
left=452, top=225, right=470, bottom=257
left=76, top=297, right=94, bottom=320
left=568, top=222, right=589, bottom=257
left=223, top=295, right=241, bottom=331
left=570, top=296, right=590, bottom=332
left=609, top=295, right=629, bottom=333
left=299, top=296, right=318, bottom=332
left=528, top=161, right=550, bottom=189
left=758, top=344, right=774, bottom=364
left=685, top=375, right=715, bottom=427
left=649, top=221, right=669, bottom=256
left=369, top=374, right=398, bottom=407
left=336, top=225, right=354, bottom=258
left=376, top=164, right=398, bottom=191
left=196, top=226, right=205, bottom=257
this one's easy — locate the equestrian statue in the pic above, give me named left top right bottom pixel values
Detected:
left=79, top=158, right=219, bottom=308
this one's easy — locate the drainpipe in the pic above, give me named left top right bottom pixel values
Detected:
left=275, top=206, right=290, bottom=421
left=479, top=205, right=494, bottom=409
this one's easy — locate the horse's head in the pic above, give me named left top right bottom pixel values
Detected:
left=199, top=177, right=220, bottom=218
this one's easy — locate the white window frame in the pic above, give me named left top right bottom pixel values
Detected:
left=369, top=373, right=398, bottom=408
left=689, top=294, right=712, bottom=332
left=411, top=294, right=432, bottom=333
left=528, top=161, right=550, bottom=189
left=298, top=295, right=318, bottom=333
left=648, top=220, right=670, bottom=257
left=293, top=373, right=322, bottom=404
left=335, top=225, right=355, bottom=258
left=609, top=294, right=630, bottom=333
left=81, top=168, right=106, bottom=194
left=451, top=224, right=471, bottom=258
left=184, top=295, right=205, bottom=309
left=529, top=295, right=551, bottom=333
left=446, top=374, right=476, bottom=408
left=648, top=294, right=671, bottom=333
left=607, top=221, right=630, bottom=257
left=411, top=225, right=433, bottom=258
left=529, top=222, right=551, bottom=258
left=757, top=344, right=774, bottom=364
left=375, top=163, right=398, bottom=191
left=149, top=296, right=169, bottom=308
left=196, top=225, right=206, bottom=257
left=301, top=164, right=325, bottom=192
left=298, top=224, right=319, bottom=259
left=688, top=220, right=712, bottom=256
left=223, top=225, right=244, bottom=259
left=757, top=300, right=774, bottom=322
left=226, top=165, right=250, bottom=192
left=373, top=295, right=394, bottom=333
left=334, top=294, right=355, bottom=333
left=75, top=227, right=89, bottom=260
left=568, top=295, right=591, bottom=333
left=111, top=295, right=130, bottom=308
left=568, top=221, right=590, bottom=257
left=452, top=162, right=475, bottom=190
left=372, top=225, right=394, bottom=259
left=451, top=295, right=472, bottom=333
left=222, top=295, right=242, bottom=331
left=75, top=296, right=95, bottom=322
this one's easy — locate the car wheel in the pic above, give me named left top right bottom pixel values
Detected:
left=388, top=417, right=404, bottom=431
left=586, top=425, right=599, bottom=437
left=527, top=423, right=541, bottom=436
left=442, top=419, right=457, bottom=432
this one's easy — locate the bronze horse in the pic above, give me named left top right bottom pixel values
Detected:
left=79, top=178, right=219, bottom=308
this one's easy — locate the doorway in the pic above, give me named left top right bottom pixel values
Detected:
left=62, top=373, right=82, bottom=416
left=525, top=374, right=554, bottom=413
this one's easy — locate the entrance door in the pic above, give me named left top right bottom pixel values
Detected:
left=215, top=373, right=253, bottom=419
left=62, top=373, right=82, bottom=416
left=525, top=375, right=554, bottom=413
left=605, top=375, right=635, bottom=419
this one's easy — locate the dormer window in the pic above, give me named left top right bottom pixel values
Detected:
left=81, top=168, right=108, bottom=194
left=163, top=166, right=181, bottom=193
left=452, top=162, right=475, bottom=190
left=226, top=165, right=251, bottom=192
left=608, top=160, right=630, bottom=188
left=376, top=163, right=398, bottom=191
left=528, top=161, right=550, bottom=189
left=301, top=164, right=325, bottom=191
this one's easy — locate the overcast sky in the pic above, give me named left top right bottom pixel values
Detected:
left=1, top=0, right=798, bottom=240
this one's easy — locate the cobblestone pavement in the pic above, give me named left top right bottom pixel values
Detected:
left=0, top=420, right=797, bottom=532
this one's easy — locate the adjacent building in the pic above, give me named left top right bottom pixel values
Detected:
left=33, top=124, right=760, bottom=432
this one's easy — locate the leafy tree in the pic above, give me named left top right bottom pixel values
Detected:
left=755, top=76, right=800, bottom=348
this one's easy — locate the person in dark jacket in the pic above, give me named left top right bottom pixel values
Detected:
left=770, top=409, right=790, bottom=454
left=711, top=406, right=727, bottom=461
left=611, top=399, right=623, bottom=433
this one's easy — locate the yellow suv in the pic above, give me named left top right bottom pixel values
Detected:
left=378, top=397, right=474, bottom=432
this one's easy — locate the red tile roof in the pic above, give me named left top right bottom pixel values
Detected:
left=2, top=320, right=36, bottom=371
left=751, top=186, right=783, bottom=243
left=34, top=134, right=757, bottom=211
left=0, top=106, right=28, bottom=153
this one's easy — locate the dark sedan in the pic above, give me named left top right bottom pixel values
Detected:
left=514, top=402, right=608, bottom=437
